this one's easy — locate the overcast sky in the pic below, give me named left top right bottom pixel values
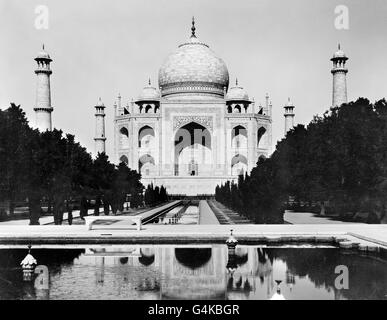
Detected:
left=1, top=0, right=387, bottom=160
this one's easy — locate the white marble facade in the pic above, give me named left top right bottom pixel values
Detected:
left=114, top=20, right=272, bottom=195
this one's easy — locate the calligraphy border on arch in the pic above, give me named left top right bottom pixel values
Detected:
left=173, top=115, right=214, bottom=132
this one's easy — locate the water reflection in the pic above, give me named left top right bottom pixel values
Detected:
left=0, top=246, right=386, bottom=300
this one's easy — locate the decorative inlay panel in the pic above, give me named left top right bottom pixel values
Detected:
left=164, top=106, right=222, bottom=128
left=173, top=115, right=213, bottom=131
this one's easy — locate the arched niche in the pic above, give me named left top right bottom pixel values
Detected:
left=231, top=125, right=247, bottom=149
left=119, top=127, right=130, bottom=149
left=257, top=126, right=267, bottom=148
left=138, top=125, right=155, bottom=149
left=138, top=154, right=155, bottom=176
left=231, top=154, right=248, bottom=176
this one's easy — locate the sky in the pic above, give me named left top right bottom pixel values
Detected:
left=1, top=0, right=387, bottom=160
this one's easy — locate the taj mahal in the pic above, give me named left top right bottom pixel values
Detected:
left=32, top=18, right=349, bottom=197
left=112, top=19, right=272, bottom=196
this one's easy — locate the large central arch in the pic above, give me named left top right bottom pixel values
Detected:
left=174, top=122, right=212, bottom=176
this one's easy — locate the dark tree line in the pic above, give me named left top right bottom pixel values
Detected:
left=0, top=104, right=167, bottom=225
left=144, top=184, right=168, bottom=207
left=216, top=98, right=387, bottom=223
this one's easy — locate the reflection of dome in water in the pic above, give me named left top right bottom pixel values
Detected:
left=119, top=257, right=128, bottom=264
left=235, top=253, right=248, bottom=266
left=235, top=247, right=248, bottom=266
left=139, top=254, right=155, bottom=266
left=175, top=248, right=212, bottom=269
left=139, top=248, right=155, bottom=266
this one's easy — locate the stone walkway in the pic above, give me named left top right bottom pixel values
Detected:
left=284, top=211, right=362, bottom=224
left=0, top=202, right=174, bottom=226
left=198, top=200, right=219, bottom=224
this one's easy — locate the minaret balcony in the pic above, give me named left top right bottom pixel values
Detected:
left=34, top=69, right=52, bottom=75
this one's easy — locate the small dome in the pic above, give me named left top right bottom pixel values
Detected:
left=137, top=80, right=160, bottom=101
left=226, top=79, right=249, bottom=101
left=332, top=44, right=347, bottom=60
left=285, top=97, right=294, bottom=107
left=96, top=97, right=105, bottom=107
left=35, top=45, right=52, bottom=60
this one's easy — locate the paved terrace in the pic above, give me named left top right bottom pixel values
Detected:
left=0, top=200, right=386, bottom=253
left=284, top=211, right=362, bottom=224
left=0, top=201, right=181, bottom=226
left=0, top=224, right=386, bottom=249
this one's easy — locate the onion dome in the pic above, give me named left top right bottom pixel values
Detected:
left=226, top=79, right=250, bottom=102
left=136, top=79, right=160, bottom=102
left=158, top=17, right=229, bottom=98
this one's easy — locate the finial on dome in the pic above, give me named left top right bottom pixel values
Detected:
left=42, top=44, right=45, bottom=51
left=191, top=16, right=196, bottom=38
left=148, top=78, right=151, bottom=86
left=338, top=43, right=341, bottom=50
left=235, top=78, right=238, bottom=86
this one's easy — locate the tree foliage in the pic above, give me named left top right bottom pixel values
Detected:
left=144, top=183, right=168, bottom=207
left=216, top=98, right=387, bottom=223
left=0, top=104, right=168, bottom=224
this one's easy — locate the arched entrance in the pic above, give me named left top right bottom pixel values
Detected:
left=231, top=154, right=247, bottom=176
left=174, top=122, right=212, bottom=176
left=119, top=155, right=128, bottom=165
left=138, top=125, right=155, bottom=149
left=257, top=126, right=266, bottom=148
left=139, top=154, right=155, bottom=176
left=232, top=125, right=247, bottom=149
left=119, top=127, right=129, bottom=149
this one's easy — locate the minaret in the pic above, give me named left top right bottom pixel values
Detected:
left=117, top=93, right=123, bottom=115
left=34, top=45, right=53, bottom=131
left=331, top=44, right=348, bottom=107
left=284, top=97, right=295, bottom=134
left=264, top=93, right=270, bottom=115
left=94, top=98, right=106, bottom=154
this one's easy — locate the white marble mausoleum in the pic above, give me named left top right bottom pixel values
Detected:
left=113, top=19, right=272, bottom=195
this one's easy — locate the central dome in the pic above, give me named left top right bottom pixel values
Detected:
left=158, top=19, right=229, bottom=98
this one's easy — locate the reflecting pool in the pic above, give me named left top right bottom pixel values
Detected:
left=0, top=245, right=386, bottom=300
